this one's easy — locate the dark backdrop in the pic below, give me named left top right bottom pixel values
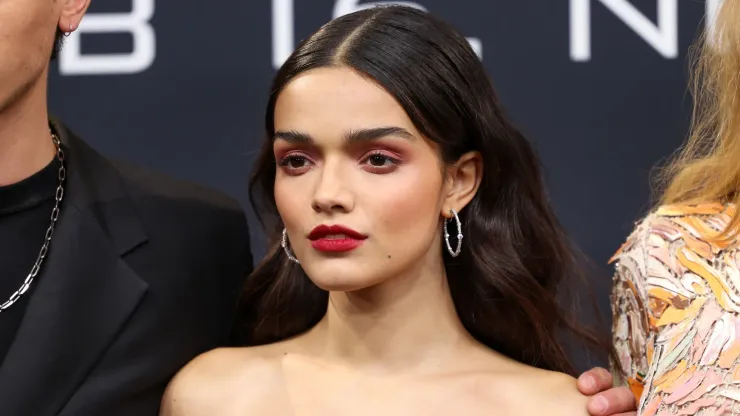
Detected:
left=48, top=0, right=720, bottom=369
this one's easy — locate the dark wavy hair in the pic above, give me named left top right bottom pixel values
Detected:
left=237, top=5, right=608, bottom=375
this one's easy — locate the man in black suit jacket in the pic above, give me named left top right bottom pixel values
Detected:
left=0, top=1, right=251, bottom=415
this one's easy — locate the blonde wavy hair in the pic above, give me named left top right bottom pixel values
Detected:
left=659, top=0, right=740, bottom=239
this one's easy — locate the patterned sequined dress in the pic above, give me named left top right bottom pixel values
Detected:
left=611, top=203, right=740, bottom=416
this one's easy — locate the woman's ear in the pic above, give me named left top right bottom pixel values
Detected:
left=441, top=151, right=483, bottom=217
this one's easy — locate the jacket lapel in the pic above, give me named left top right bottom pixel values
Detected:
left=0, top=120, right=149, bottom=415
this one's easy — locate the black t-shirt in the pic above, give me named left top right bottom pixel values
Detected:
left=0, top=157, right=60, bottom=364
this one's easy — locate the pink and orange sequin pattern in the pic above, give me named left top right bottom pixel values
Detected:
left=611, top=202, right=740, bottom=415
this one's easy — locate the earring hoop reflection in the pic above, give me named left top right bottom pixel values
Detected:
left=444, top=209, right=463, bottom=257
left=282, top=228, right=300, bottom=264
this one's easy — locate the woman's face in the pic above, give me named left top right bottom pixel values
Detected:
left=272, top=67, right=453, bottom=292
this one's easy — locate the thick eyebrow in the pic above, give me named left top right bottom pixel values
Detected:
left=345, top=127, right=414, bottom=142
left=273, top=127, right=414, bottom=144
left=273, top=130, right=313, bottom=144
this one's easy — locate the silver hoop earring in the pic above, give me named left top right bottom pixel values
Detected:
left=281, top=228, right=300, bottom=264
left=444, top=209, right=462, bottom=257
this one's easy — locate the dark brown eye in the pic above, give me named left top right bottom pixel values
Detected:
left=368, top=154, right=388, bottom=166
left=279, top=155, right=307, bottom=168
left=278, top=154, right=313, bottom=175
left=288, top=156, right=307, bottom=168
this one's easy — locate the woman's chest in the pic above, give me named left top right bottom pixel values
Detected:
left=221, top=370, right=556, bottom=416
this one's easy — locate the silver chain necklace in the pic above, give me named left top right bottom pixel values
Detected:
left=0, top=132, right=66, bottom=312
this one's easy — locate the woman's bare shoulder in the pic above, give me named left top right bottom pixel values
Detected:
left=159, top=344, right=290, bottom=416
left=525, top=370, right=589, bottom=416
left=473, top=363, right=589, bottom=416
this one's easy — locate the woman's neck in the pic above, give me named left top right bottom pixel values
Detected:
left=299, top=257, right=477, bottom=373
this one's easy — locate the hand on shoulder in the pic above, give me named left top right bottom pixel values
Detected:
left=577, top=367, right=638, bottom=416
left=536, top=369, right=638, bottom=416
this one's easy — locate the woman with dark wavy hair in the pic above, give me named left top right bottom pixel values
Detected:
left=161, top=6, right=635, bottom=415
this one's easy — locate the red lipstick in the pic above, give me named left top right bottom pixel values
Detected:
left=308, top=224, right=367, bottom=252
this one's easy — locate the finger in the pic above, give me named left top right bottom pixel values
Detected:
left=586, top=388, right=637, bottom=416
left=577, top=367, right=613, bottom=395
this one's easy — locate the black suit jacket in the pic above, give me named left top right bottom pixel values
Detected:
left=0, top=120, right=253, bottom=415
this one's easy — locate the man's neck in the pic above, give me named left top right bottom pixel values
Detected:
left=0, top=76, right=54, bottom=187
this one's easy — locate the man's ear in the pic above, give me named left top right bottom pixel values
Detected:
left=58, top=0, right=91, bottom=33
left=441, top=151, right=482, bottom=217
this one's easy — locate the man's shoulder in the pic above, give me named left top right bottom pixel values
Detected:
left=111, top=159, right=249, bottom=244
left=107, top=159, right=252, bottom=273
left=112, top=158, right=244, bottom=219
left=59, top=125, right=245, bottom=229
